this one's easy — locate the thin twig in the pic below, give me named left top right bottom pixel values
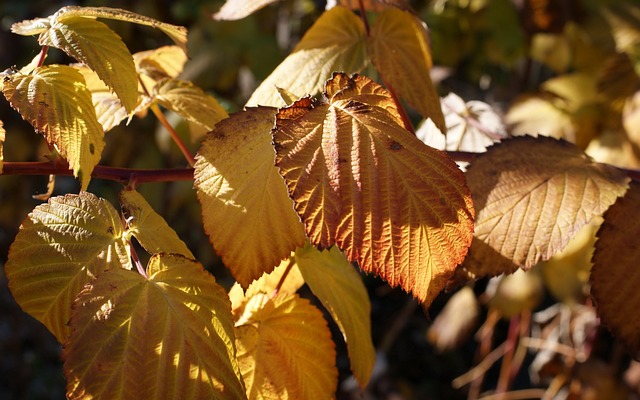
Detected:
left=453, top=342, right=508, bottom=389
left=357, top=0, right=370, bottom=36
left=479, top=389, right=547, bottom=400
left=2, top=161, right=194, bottom=185
left=150, top=103, right=197, bottom=167
left=36, top=46, right=49, bottom=68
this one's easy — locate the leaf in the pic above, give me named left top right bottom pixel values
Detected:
left=214, top=0, right=279, bottom=21
left=194, top=107, right=307, bottom=288
left=464, top=136, right=629, bottom=277
left=4, top=193, right=130, bottom=342
left=119, top=189, right=194, bottom=258
left=64, top=254, right=246, bottom=400
left=247, top=6, right=367, bottom=108
left=235, top=293, right=337, bottom=400
left=11, top=17, right=50, bottom=36
left=506, top=95, right=574, bottom=139
left=417, top=93, right=508, bottom=154
left=155, top=79, right=229, bottom=131
left=135, top=45, right=187, bottom=92
left=367, top=8, right=446, bottom=132
left=2, top=65, right=104, bottom=190
left=74, top=64, right=129, bottom=132
left=295, top=243, right=375, bottom=388
left=228, top=256, right=304, bottom=314
left=591, top=182, right=640, bottom=359
left=273, top=73, right=474, bottom=305
left=39, top=15, right=138, bottom=114
left=53, top=6, right=187, bottom=52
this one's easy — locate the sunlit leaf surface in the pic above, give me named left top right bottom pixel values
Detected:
left=295, top=244, right=375, bottom=387
left=214, top=0, right=279, bottom=20
left=39, top=16, right=138, bottom=114
left=368, top=8, right=446, bottom=132
left=5, top=193, right=130, bottom=342
left=74, top=64, right=129, bottom=132
left=235, top=293, right=337, bottom=400
left=119, top=189, right=194, bottom=258
left=64, top=254, right=246, bottom=400
left=155, top=79, right=228, bottom=131
left=247, top=6, right=367, bottom=107
left=464, top=136, right=629, bottom=277
left=0, top=119, right=4, bottom=173
left=194, top=107, right=306, bottom=287
left=591, top=182, right=640, bottom=359
left=3, top=65, right=104, bottom=190
left=273, top=73, right=474, bottom=305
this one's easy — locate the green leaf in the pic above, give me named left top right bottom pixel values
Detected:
left=235, top=293, right=337, bottom=400
left=155, top=79, right=229, bottom=131
left=4, top=193, right=130, bottom=342
left=247, top=6, right=367, bottom=107
left=2, top=65, right=104, bottom=190
left=119, top=189, right=194, bottom=258
left=39, top=16, right=138, bottom=114
left=295, top=244, right=375, bottom=388
left=368, top=8, right=446, bottom=132
left=273, top=73, right=474, bottom=305
left=64, top=254, right=246, bottom=400
left=194, top=107, right=306, bottom=288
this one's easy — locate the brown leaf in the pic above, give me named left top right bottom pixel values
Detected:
left=465, top=136, right=629, bottom=278
left=591, top=182, right=640, bottom=359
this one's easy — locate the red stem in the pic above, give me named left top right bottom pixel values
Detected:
left=37, top=46, right=49, bottom=67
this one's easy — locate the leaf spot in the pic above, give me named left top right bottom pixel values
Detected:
left=389, top=141, right=402, bottom=151
left=89, top=143, right=95, bottom=154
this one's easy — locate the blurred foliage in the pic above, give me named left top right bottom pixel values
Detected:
left=2, top=0, right=640, bottom=399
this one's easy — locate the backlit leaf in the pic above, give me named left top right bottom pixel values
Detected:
left=11, top=17, right=50, bottom=36
left=228, top=256, right=304, bottom=314
left=64, top=254, right=246, bottom=400
left=54, top=6, right=187, bottom=52
left=368, top=8, right=446, bottom=132
left=465, top=136, right=629, bottom=277
left=155, top=79, right=229, bottom=131
left=295, top=243, right=375, bottom=387
left=273, top=73, right=474, bottom=305
left=591, top=182, right=640, bottom=359
left=235, top=293, right=337, bottom=400
left=39, top=15, right=138, bottom=114
left=74, top=64, right=129, bottom=132
left=194, top=107, right=306, bottom=288
left=2, top=65, right=104, bottom=190
left=247, top=6, right=367, bottom=107
left=214, top=0, right=279, bottom=21
left=4, top=193, right=130, bottom=342
left=135, top=45, right=187, bottom=93
left=119, top=189, right=194, bottom=258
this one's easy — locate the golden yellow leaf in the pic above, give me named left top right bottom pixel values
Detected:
left=119, top=189, right=194, bottom=258
left=53, top=6, right=187, bottom=52
left=367, top=8, right=446, bottom=132
left=228, top=255, right=304, bottom=314
left=295, top=243, right=375, bottom=387
left=274, top=73, right=474, bottom=305
left=135, top=45, right=187, bottom=93
left=4, top=193, right=130, bottom=342
left=247, top=6, right=367, bottom=107
left=155, top=79, right=229, bottom=131
left=2, top=65, right=104, bottom=190
left=465, top=136, right=629, bottom=275
left=39, top=15, right=138, bottom=114
left=214, top=0, right=279, bottom=21
left=235, top=293, right=337, bottom=400
left=194, top=107, right=306, bottom=288
left=64, top=254, right=246, bottom=400
left=591, top=182, right=640, bottom=359
left=74, top=64, right=129, bottom=132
